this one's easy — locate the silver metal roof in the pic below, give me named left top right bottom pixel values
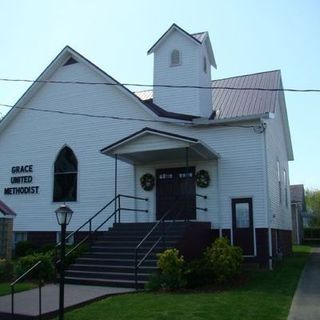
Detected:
left=212, top=70, right=280, bottom=119
left=135, top=70, right=281, bottom=120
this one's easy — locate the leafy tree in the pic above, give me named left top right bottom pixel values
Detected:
left=305, top=189, right=320, bottom=227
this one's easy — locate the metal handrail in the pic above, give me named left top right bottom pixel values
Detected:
left=10, top=260, right=43, bottom=319
left=55, top=194, right=148, bottom=260
left=9, top=193, right=148, bottom=319
left=196, top=193, right=208, bottom=211
left=196, top=193, right=207, bottom=199
left=134, top=199, right=186, bottom=288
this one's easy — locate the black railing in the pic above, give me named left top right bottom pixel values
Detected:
left=134, top=199, right=186, bottom=288
left=10, top=194, right=148, bottom=319
left=10, top=260, right=43, bottom=320
left=55, top=194, right=148, bottom=262
left=196, top=193, right=208, bottom=212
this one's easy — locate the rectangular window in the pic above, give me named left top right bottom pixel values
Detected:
left=277, top=161, right=281, bottom=204
left=235, top=203, right=250, bottom=228
left=13, top=232, right=27, bottom=247
left=283, top=170, right=288, bottom=208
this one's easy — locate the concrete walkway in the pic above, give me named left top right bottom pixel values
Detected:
left=288, top=246, right=320, bottom=320
left=0, top=283, right=135, bottom=319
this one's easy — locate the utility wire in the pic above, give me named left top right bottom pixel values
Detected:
left=0, top=103, right=257, bottom=130
left=0, top=78, right=319, bottom=92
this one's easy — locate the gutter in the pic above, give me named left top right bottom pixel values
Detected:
left=192, top=112, right=273, bottom=126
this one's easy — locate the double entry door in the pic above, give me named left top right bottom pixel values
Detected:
left=156, top=167, right=196, bottom=220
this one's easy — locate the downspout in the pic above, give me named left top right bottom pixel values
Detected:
left=263, top=122, right=273, bottom=270
left=217, top=158, right=222, bottom=237
left=114, top=154, right=118, bottom=223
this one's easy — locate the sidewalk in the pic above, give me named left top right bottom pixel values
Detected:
left=0, top=283, right=135, bottom=319
left=288, top=246, right=320, bottom=320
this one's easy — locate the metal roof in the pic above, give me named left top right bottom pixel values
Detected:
left=135, top=70, right=281, bottom=120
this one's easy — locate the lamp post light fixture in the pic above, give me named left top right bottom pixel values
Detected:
left=55, top=204, right=73, bottom=320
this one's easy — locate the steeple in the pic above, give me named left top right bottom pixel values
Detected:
left=148, top=24, right=216, bottom=117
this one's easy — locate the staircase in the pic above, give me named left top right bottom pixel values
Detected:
left=64, top=222, right=194, bottom=288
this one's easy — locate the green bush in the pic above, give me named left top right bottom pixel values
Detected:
left=15, top=241, right=35, bottom=258
left=0, top=259, right=14, bottom=281
left=156, top=248, right=187, bottom=290
left=64, top=243, right=89, bottom=266
left=204, top=237, right=243, bottom=284
left=145, top=273, right=163, bottom=291
left=15, top=251, right=55, bottom=282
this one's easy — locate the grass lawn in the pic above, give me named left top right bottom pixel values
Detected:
left=60, top=245, right=310, bottom=320
left=0, top=282, right=36, bottom=296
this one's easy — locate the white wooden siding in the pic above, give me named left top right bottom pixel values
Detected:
left=0, top=58, right=269, bottom=233
left=153, top=29, right=212, bottom=117
left=265, top=100, right=292, bottom=230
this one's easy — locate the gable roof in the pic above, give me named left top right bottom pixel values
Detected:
left=135, top=70, right=281, bottom=120
left=147, top=23, right=217, bottom=68
left=0, top=46, right=195, bottom=134
left=100, top=127, right=219, bottom=164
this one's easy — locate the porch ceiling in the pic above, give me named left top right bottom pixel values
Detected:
left=100, top=127, right=219, bottom=165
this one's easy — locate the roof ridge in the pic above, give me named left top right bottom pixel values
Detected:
left=213, top=69, right=281, bottom=82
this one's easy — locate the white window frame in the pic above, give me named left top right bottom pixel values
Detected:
left=283, top=169, right=288, bottom=208
left=170, top=49, right=181, bottom=67
left=13, top=232, right=28, bottom=247
left=203, top=56, right=207, bottom=73
left=277, top=160, right=281, bottom=204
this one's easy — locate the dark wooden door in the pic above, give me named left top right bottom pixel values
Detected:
left=156, top=167, right=196, bottom=220
left=232, top=198, right=254, bottom=255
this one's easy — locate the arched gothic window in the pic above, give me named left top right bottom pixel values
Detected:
left=53, top=146, right=78, bottom=202
left=170, top=49, right=181, bottom=66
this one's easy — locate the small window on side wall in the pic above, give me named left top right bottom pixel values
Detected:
left=53, top=146, right=78, bottom=202
left=170, top=49, right=181, bottom=66
left=203, top=56, right=207, bottom=73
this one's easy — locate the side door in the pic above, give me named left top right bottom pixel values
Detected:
left=232, top=198, right=254, bottom=255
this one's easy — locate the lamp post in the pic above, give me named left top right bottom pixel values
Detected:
left=55, top=204, right=73, bottom=320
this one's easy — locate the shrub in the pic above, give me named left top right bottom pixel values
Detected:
left=204, top=237, right=243, bottom=284
left=15, top=251, right=55, bottom=282
left=145, top=273, right=163, bottom=291
left=64, top=243, right=89, bottom=266
left=0, top=259, right=14, bottom=281
left=15, top=241, right=35, bottom=258
left=156, top=248, right=186, bottom=290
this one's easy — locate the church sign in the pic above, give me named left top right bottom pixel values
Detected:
left=3, top=165, right=40, bottom=195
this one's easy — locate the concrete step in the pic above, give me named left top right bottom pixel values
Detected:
left=75, top=257, right=157, bottom=267
left=65, top=270, right=152, bottom=281
left=65, top=276, right=146, bottom=289
left=68, top=264, right=157, bottom=274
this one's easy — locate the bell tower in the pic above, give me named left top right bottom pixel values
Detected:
left=148, top=24, right=217, bottom=117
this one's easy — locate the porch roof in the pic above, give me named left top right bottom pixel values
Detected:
left=100, top=127, right=219, bottom=165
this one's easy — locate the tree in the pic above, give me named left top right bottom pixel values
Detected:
left=305, top=189, right=320, bottom=227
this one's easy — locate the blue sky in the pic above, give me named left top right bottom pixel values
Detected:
left=1, top=0, right=319, bottom=189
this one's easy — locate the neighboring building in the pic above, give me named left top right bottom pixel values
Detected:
left=0, top=24, right=293, bottom=267
left=290, top=184, right=305, bottom=244
left=0, top=200, right=16, bottom=259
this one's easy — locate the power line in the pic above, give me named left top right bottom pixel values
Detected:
left=0, top=103, right=257, bottom=130
left=0, top=78, right=320, bottom=93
